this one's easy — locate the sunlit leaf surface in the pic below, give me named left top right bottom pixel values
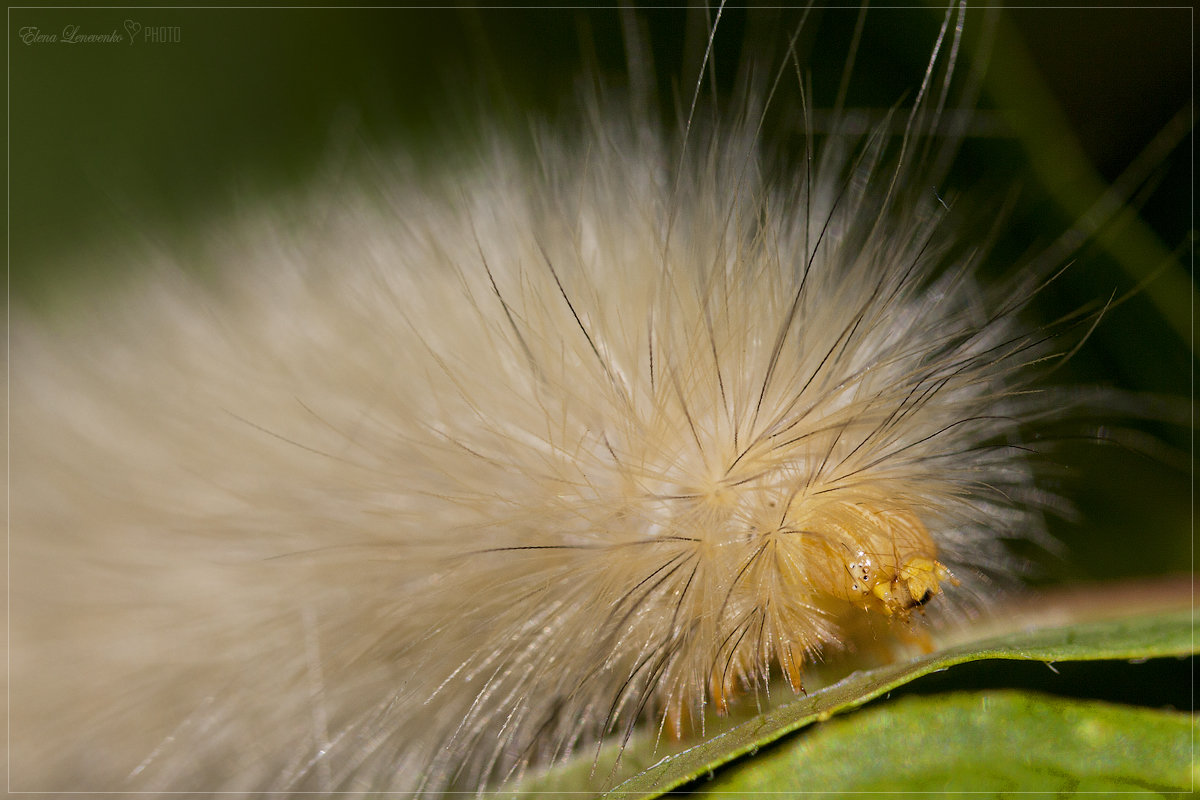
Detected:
left=509, top=600, right=1192, bottom=799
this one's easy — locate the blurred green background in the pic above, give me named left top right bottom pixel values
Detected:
left=8, top=0, right=1191, bottom=640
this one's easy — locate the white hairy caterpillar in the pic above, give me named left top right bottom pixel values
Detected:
left=9, top=4, right=1189, bottom=796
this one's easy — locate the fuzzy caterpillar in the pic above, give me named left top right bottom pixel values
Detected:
left=8, top=4, right=1189, bottom=797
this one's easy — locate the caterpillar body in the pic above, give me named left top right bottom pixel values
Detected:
left=9, top=4, right=1188, bottom=797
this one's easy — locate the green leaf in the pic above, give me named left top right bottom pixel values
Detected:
left=689, top=691, right=1194, bottom=796
left=511, top=598, right=1193, bottom=799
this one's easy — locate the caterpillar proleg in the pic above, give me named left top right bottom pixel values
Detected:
left=8, top=4, right=1190, bottom=796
